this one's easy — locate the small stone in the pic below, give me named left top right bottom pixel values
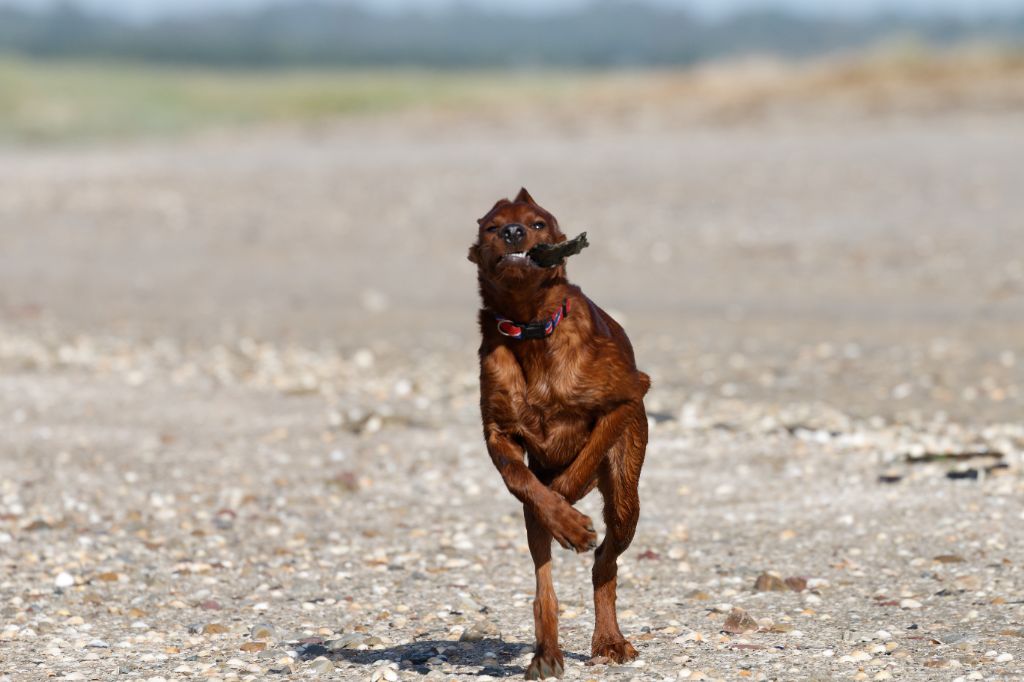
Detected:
left=86, top=639, right=110, bottom=648
left=722, top=608, right=758, bottom=634
left=923, top=658, right=957, bottom=669
left=241, top=642, right=266, bottom=652
left=371, top=666, right=399, bottom=682
left=250, top=623, right=276, bottom=641
left=55, top=572, right=75, bottom=588
left=308, top=657, right=334, bottom=675
left=840, top=650, right=872, bottom=663
left=900, top=599, right=923, bottom=610
left=785, top=576, right=808, bottom=592
left=954, top=575, right=981, bottom=590
left=995, top=653, right=1013, bottom=663
left=202, top=623, right=229, bottom=635
left=753, top=573, right=787, bottom=592
left=328, top=632, right=365, bottom=650
left=459, top=620, right=499, bottom=642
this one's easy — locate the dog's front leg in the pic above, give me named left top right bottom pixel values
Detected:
left=485, top=427, right=592, bottom=680
left=549, top=401, right=635, bottom=504
left=485, top=427, right=598, bottom=553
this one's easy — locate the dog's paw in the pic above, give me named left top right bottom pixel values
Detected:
left=592, top=639, right=638, bottom=664
left=545, top=496, right=597, bottom=553
left=525, top=649, right=565, bottom=680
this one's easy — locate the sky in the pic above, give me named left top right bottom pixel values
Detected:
left=5, top=0, right=1023, bottom=21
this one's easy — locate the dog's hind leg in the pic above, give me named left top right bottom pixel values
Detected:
left=591, top=404, right=646, bottom=663
left=523, top=506, right=565, bottom=680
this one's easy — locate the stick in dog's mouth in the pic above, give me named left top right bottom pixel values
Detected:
left=526, top=232, right=590, bottom=268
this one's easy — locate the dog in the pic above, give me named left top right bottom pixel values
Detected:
left=468, top=188, right=650, bottom=679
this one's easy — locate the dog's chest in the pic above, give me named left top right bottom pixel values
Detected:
left=522, top=371, right=575, bottom=412
left=518, top=345, right=586, bottom=411
left=508, top=348, right=596, bottom=459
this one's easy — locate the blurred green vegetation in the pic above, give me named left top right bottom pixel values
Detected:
left=0, top=58, right=585, bottom=143
left=2, top=46, right=1021, bottom=144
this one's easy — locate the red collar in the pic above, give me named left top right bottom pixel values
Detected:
left=494, top=299, right=571, bottom=340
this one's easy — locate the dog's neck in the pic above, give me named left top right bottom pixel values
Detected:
left=479, top=270, right=570, bottom=324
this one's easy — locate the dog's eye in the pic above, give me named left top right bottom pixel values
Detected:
left=485, top=225, right=498, bottom=233
left=532, top=221, right=546, bottom=230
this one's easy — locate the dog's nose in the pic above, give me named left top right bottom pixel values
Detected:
left=500, top=223, right=526, bottom=246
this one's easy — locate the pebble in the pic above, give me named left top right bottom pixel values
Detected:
left=840, top=650, right=872, bottom=663
left=459, top=620, right=500, bottom=642
left=899, top=599, right=922, bottom=610
left=723, top=608, right=759, bottom=634
left=371, top=664, right=399, bottom=682
left=328, top=632, right=366, bottom=650
left=753, top=573, right=787, bottom=592
left=54, top=572, right=75, bottom=588
left=307, top=657, right=334, bottom=675
left=250, top=623, right=276, bottom=641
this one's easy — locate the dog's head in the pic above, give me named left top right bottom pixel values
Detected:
left=468, top=188, right=567, bottom=287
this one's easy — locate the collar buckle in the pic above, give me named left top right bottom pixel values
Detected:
left=496, top=319, right=522, bottom=338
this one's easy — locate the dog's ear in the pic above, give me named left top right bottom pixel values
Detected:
left=478, top=198, right=511, bottom=224
left=467, top=244, right=480, bottom=264
left=514, top=187, right=537, bottom=205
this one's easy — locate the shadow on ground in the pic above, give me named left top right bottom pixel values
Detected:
left=308, top=638, right=591, bottom=677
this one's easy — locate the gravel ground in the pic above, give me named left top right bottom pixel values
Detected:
left=2, top=107, right=1024, bottom=681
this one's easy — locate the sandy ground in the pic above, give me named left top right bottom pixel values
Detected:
left=2, top=105, right=1024, bottom=681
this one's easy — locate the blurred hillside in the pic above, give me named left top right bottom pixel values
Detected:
left=0, top=0, right=1022, bottom=68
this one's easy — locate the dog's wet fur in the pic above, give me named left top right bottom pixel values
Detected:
left=469, top=188, right=650, bottom=679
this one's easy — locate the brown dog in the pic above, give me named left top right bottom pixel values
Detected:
left=469, top=189, right=650, bottom=679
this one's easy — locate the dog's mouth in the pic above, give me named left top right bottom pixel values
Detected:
left=497, top=250, right=540, bottom=268
left=490, top=234, right=589, bottom=272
